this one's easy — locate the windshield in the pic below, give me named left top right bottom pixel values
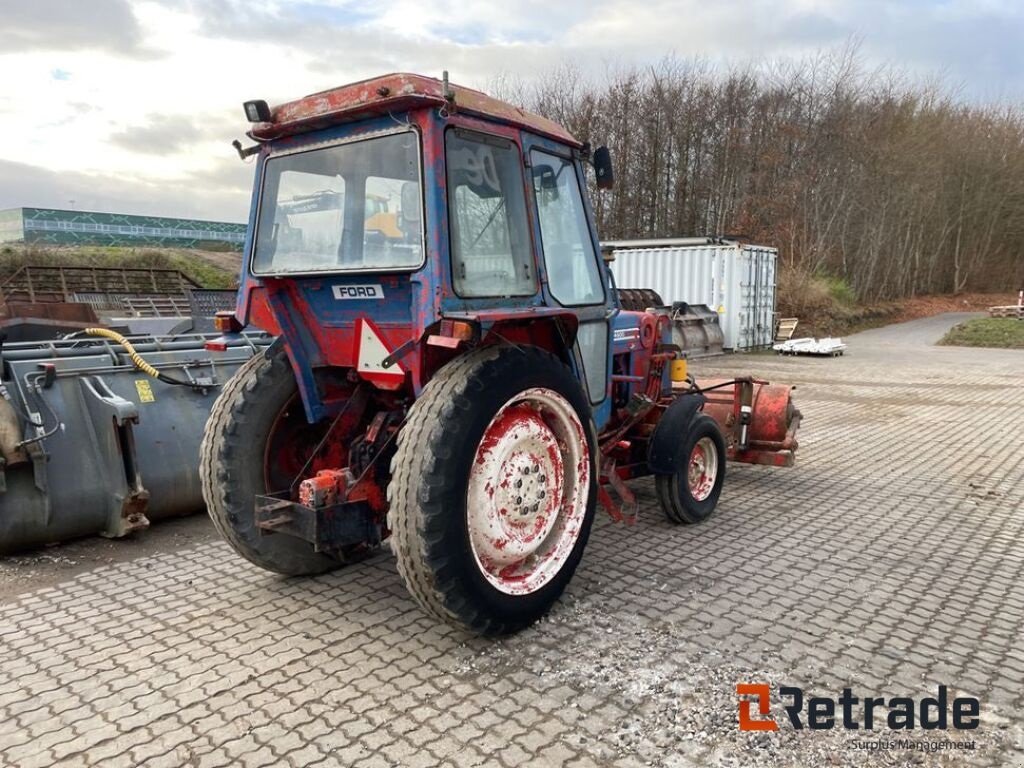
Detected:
left=252, top=131, right=423, bottom=275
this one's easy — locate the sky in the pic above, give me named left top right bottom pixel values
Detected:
left=1, top=0, right=1022, bottom=223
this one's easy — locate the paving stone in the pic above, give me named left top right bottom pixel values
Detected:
left=1, top=321, right=1021, bottom=767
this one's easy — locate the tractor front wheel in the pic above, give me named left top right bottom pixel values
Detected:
left=388, top=346, right=597, bottom=635
left=655, top=413, right=726, bottom=524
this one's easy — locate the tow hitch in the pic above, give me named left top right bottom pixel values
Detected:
left=255, top=489, right=380, bottom=554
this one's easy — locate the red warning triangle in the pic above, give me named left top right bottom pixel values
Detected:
left=354, top=317, right=405, bottom=389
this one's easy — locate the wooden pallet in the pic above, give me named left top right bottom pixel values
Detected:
left=988, top=305, right=1023, bottom=318
left=776, top=317, right=799, bottom=342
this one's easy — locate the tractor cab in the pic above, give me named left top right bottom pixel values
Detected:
left=231, top=73, right=617, bottom=427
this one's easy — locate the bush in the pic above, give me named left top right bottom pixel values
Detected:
left=824, top=276, right=857, bottom=306
left=776, top=265, right=834, bottom=317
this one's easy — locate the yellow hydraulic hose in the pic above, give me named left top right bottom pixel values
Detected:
left=83, top=327, right=165, bottom=380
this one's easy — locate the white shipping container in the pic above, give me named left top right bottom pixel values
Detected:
left=604, top=239, right=778, bottom=350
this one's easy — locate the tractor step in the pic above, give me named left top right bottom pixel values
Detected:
left=254, top=493, right=380, bottom=553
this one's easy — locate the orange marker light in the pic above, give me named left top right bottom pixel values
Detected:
left=450, top=320, right=475, bottom=341
left=213, top=312, right=243, bottom=333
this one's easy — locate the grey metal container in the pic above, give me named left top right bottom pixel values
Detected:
left=0, top=333, right=271, bottom=553
left=604, top=239, right=778, bottom=350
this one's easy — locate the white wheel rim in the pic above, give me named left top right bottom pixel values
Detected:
left=466, top=387, right=590, bottom=596
left=687, top=436, right=718, bottom=502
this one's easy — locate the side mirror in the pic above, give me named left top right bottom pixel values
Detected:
left=593, top=146, right=614, bottom=190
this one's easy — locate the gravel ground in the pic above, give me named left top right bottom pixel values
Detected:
left=458, top=593, right=1014, bottom=766
left=0, top=515, right=216, bottom=600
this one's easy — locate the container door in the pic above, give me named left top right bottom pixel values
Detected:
left=743, top=248, right=756, bottom=349
left=764, top=250, right=778, bottom=346
left=752, top=249, right=763, bottom=347
left=750, top=248, right=777, bottom=348
left=734, top=246, right=770, bottom=350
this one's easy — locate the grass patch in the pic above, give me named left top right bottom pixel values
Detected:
left=0, top=245, right=236, bottom=289
left=939, top=317, right=1024, bottom=349
left=823, top=275, right=857, bottom=306
left=164, top=253, right=236, bottom=289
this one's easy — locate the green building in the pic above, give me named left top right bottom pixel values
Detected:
left=0, top=207, right=246, bottom=250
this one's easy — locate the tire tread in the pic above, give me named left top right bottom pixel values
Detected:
left=389, top=345, right=592, bottom=635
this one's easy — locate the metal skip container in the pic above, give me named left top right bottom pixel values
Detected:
left=0, top=333, right=271, bottom=554
left=604, top=238, right=778, bottom=351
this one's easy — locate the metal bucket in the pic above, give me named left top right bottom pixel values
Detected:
left=0, top=333, right=272, bottom=554
left=669, top=303, right=725, bottom=358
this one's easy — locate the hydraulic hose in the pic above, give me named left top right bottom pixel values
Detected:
left=81, top=328, right=190, bottom=386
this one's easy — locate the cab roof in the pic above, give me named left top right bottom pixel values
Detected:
left=247, top=72, right=582, bottom=148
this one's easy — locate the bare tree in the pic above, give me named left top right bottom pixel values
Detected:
left=496, top=48, right=1024, bottom=299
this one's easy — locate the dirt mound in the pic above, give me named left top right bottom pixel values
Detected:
left=0, top=244, right=239, bottom=289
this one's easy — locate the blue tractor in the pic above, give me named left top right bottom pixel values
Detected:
left=202, top=73, right=800, bottom=634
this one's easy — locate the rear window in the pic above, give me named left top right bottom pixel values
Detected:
left=252, top=131, right=423, bottom=275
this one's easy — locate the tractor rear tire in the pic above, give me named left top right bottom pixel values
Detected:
left=655, top=414, right=726, bottom=524
left=199, top=343, right=343, bottom=576
left=388, top=346, right=598, bottom=635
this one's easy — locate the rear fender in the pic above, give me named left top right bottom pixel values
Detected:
left=647, top=393, right=707, bottom=475
left=419, top=311, right=579, bottom=385
left=484, top=316, right=577, bottom=365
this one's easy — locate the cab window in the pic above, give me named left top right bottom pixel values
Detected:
left=530, top=150, right=604, bottom=306
left=252, top=131, right=422, bottom=275
left=446, top=130, right=536, bottom=297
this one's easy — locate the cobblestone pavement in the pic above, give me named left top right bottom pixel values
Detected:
left=2, top=314, right=1023, bottom=767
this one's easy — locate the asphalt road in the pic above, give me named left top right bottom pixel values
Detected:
left=842, top=311, right=1005, bottom=363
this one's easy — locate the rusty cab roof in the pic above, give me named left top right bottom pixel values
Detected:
left=247, top=72, right=581, bottom=148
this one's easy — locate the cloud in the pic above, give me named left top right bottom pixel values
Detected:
left=109, top=116, right=205, bottom=155
left=0, top=158, right=254, bottom=222
left=159, top=0, right=1024, bottom=101
left=853, top=2, right=1024, bottom=101
left=4, top=0, right=154, bottom=56
left=159, top=0, right=382, bottom=44
left=1, top=0, right=1022, bottom=225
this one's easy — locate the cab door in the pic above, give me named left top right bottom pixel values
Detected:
left=523, top=138, right=611, bottom=418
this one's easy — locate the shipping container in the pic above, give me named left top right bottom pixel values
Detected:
left=604, top=238, right=777, bottom=351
